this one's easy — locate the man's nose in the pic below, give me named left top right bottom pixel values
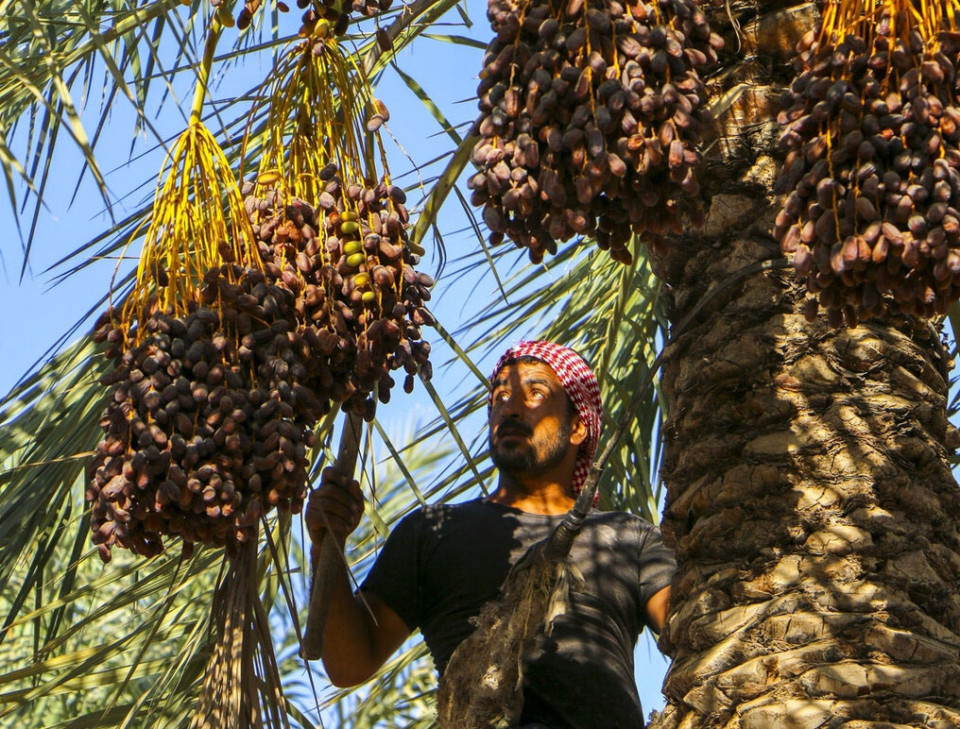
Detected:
left=499, top=391, right=523, bottom=418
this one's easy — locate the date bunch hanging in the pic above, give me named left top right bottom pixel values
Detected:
left=301, top=0, right=393, bottom=36
left=237, top=0, right=393, bottom=36
left=775, top=0, right=960, bottom=326
left=469, top=0, right=721, bottom=264
left=88, top=123, right=317, bottom=562
left=243, top=19, right=432, bottom=420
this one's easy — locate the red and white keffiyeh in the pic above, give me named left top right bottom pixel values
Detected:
left=490, top=341, right=603, bottom=495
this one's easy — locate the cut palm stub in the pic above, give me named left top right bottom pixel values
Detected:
left=470, top=0, right=722, bottom=263
left=242, top=20, right=433, bottom=421
left=775, top=0, right=960, bottom=326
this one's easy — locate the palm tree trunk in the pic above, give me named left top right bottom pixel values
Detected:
left=648, top=2, right=960, bottom=726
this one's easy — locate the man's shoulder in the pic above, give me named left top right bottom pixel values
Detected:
left=581, top=509, right=666, bottom=551
left=586, top=508, right=657, bottom=529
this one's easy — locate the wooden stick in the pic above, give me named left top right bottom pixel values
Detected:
left=302, top=411, right=363, bottom=660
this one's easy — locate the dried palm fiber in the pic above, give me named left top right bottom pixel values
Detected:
left=775, top=0, right=960, bottom=327
left=189, top=533, right=288, bottom=729
left=89, top=15, right=319, bottom=562
left=469, top=0, right=722, bottom=264
left=241, top=18, right=432, bottom=420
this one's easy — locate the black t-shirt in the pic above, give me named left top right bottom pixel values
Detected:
left=360, top=498, right=676, bottom=729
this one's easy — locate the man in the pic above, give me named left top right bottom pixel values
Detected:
left=306, top=341, right=675, bottom=729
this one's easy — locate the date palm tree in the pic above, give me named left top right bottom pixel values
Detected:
left=646, top=2, right=960, bottom=727
left=1, top=0, right=959, bottom=728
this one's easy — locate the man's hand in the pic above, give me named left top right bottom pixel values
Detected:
left=303, top=467, right=412, bottom=687
left=305, top=467, right=364, bottom=545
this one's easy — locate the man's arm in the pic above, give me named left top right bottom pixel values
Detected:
left=644, top=585, right=671, bottom=633
left=306, top=468, right=412, bottom=687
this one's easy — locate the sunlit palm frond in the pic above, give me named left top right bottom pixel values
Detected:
left=0, top=338, right=106, bottom=583
left=1, top=0, right=190, bottom=259
left=0, top=530, right=219, bottom=727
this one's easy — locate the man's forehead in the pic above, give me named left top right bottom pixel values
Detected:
left=492, top=360, right=562, bottom=386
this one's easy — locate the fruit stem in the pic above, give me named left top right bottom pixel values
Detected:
left=190, top=11, right=226, bottom=126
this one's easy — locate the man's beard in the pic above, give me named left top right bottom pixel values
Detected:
left=489, top=417, right=572, bottom=476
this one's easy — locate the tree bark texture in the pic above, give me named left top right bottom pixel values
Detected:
left=648, top=2, right=960, bottom=727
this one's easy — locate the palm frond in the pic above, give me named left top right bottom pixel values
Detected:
left=1, top=0, right=190, bottom=258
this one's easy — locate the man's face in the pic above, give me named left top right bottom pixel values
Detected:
left=488, top=360, right=580, bottom=476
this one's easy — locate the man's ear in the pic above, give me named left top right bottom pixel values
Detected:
left=570, top=414, right=588, bottom=447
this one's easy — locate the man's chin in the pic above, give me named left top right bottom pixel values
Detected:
left=490, top=447, right=534, bottom=474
